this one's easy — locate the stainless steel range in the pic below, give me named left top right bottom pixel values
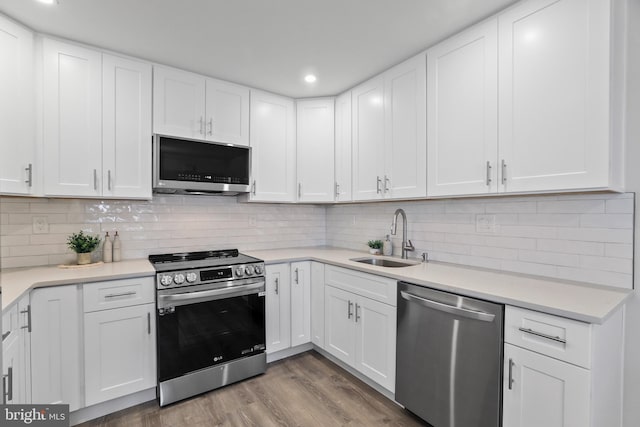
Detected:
left=149, top=249, right=266, bottom=407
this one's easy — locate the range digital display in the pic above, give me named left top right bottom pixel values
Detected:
left=200, top=268, right=233, bottom=282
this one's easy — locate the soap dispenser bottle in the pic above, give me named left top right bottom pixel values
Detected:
left=103, top=232, right=112, bottom=263
left=383, top=234, right=393, bottom=256
left=112, top=231, right=121, bottom=262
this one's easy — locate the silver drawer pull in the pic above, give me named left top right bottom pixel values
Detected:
left=518, top=327, right=566, bottom=344
left=104, top=291, right=137, bottom=299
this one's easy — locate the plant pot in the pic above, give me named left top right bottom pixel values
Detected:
left=77, top=252, right=92, bottom=265
left=369, top=248, right=381, bottom=255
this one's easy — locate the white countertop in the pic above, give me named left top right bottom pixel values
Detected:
left=245, top=247, right=632, bottom=324
left=0, top=247, right=631, bottom=323
left=0, top=259, right=155, bottom=310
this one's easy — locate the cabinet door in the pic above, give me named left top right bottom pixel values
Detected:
left=352, top=76, right=385, bottom=201
left=354, top=296, right=396, bottom=392
left=334, top=91, right=352, bottom=201
left=383, top=55, right=427, bottom=199
left=205, top=78, right=250, bottom=145
left=503, top=343, right=590, bottom=427
left=498, top=0, right=611, bottom=193
left=43, top=39, right=102, bottom=197
left=296, top=98, right=335, bottom=202
left=152, top=65, right=206, bottom=139
left=102, top=54, right=152, bottom=199
left=290, top=261, right=311, bottom=346
left=427, top=19, right=498, bottom=197
left=0, top=16, right=35, bottom=195
left=265, top=264, right=291, bottom=353
left=17, top=295, right=31, bottom=404
left=310, top=262, right=325, bottom=348
left=30, top=285, right=81, bottom=411
left=84, top=303, right=156, bottom=406
left=2, top=327, right=21, bottom=404
left=249, top=90, right=296, bottom=202
left=324, top=286, right=356, bottom=366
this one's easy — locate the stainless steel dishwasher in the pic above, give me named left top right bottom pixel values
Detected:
left=396, top=281, right=504, bottom=427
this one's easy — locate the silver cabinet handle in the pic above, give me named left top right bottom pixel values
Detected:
left=274, top=277, right=279, bottom=294
left=251, top=180, right=256, bottom=195
left=518, top=327, right=566, bottom=344
left=294, top=268, right=299, bottom=284
left=147, top=312, right=151, bottom=335
left=486, top=161, right=492, bottom=186
left=335, top=182, right=340, bottom=198
left=199, top=117, right=204, bottom=135
left=108, top=170, right=112, bottom=191
left=501, top=159, right=507, bottom=184
left=3, top=366, right=13, bottom=403
left=25, top=163, right=33, bottom=187
left=93, top=169, right=98, bottom=190
left=208, top=118, right=213, bottom=135
left=20, top=305, right=31, bottom=333
left=376, top=176, right=382, bottom=194
left=355, top=303, right=360, bottom=322
left=384, top=175, right=390, bottom=193
left=104, top=291, right=137, bottom=299
left=1, top=331, right=10, bottom=342
left=348, top=300, right=353, bottom=319
left=508, top=358, right=515, bottom=390
left=298, top=183, right=302, bottom=199
left=400, top=291, right=496, bottom=322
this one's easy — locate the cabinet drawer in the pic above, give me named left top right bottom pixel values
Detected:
left=325, top=265, right=396, bottom=306
left=505, top=306, right=591, bottom=368
left=2, top=304, right=18, bottom=345
left=83, top=277, right=154, bottom=312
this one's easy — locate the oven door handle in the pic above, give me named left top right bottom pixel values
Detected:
left=158, top=281, right=264, bottom=307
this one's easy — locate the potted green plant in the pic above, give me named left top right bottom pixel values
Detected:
left=367, top=239, right=383, bottom=255
left=67, top=231, right=101, bottom=265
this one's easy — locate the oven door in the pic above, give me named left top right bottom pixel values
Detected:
left=156, top=278, right=265, bottom=383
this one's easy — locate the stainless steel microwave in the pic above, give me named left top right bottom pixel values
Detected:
left=153, top=135, right=251, bottom=195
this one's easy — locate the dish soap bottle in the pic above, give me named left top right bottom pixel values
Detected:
left=113, top=231, right=121, bottom=262
left=383, top=234, right=392, bottom=256
left=102, top=232, right=112, bottom=263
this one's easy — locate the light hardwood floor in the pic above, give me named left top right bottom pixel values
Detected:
left=78, top=351, right=426, bottom=427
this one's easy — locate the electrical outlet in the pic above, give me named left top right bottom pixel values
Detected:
left=33, top=217, right=49, bottom=234
left=476, top=214, right=497, bottom=233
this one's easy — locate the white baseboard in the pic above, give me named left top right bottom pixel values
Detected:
left=69, top=388, right=156, bottom=426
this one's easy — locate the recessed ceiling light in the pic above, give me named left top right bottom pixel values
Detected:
left=37, top=0, right=58, bottom=4
left=304, top=74, right=317, bottom=84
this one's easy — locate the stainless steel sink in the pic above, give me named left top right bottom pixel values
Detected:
left=350, top=257, right=418, bottom=268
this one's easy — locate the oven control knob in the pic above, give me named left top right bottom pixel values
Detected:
left=254, top=265, right=263, bottom=275
left=245, top=265, right=255, bottom=276
left=186, top=272, right=198, bottom=283
left=235, top=266, right=245, bottom=277
left=173, top=273, right=185, bottom=284
left=160, top=275, right=173, bottom=286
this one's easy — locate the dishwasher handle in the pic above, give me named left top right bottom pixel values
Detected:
left=400, top=290, right=496, bottom=322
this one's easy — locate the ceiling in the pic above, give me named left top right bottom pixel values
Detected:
left=0, top=0, right=518, bottom=98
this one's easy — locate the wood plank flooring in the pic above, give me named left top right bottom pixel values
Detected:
left=78, top=351, right=427, bottom=427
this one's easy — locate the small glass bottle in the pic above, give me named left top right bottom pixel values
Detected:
left=383, top=234, right=393, bottom=256
left=102, top=232, right=112, bottom=263
left=112, top=231, right=121, bottom=262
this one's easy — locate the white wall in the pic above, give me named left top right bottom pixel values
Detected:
left=0, top=195, right=326, bottom=268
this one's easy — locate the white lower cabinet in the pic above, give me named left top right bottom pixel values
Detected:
left=1, top=294, right=31, bottom=404
left=84, top=303, right=156, bottom=406
left=310, top=262, right=325, bottom=348
left=503, top=343, right=590, bottom=427
left=265, top=263, right=291, bottom=353
left=290, top=261, right=311, bottom=347
left=30, top=285, right=82, bottom=411
left=324, top=265, right=396, bottom=392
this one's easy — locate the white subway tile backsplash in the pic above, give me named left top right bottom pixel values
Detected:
left=606, top=198, right=634, bottom=213
left=605, top=243, right=633, bottom=259
left=537, top=200, right=605, bottom=214
left=579, top=214, right=633, bottom=229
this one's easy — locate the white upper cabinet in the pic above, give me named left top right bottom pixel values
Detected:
left=334, top=91, right=352, bottom=202
left=102, top=54, right=152, bottom=199
left=0, top=16, right=35, bottom=196
left=43, top=38, right=102, bottom=197
left=352, top=54, right=427, bottom=201
left=427, top=19, right=498, bottom=197
left=205, top=78, right=250, bottom=145
left=296, top=98, right=335, bottom=202
left=153, top=66, right=250, bottom=145
left=383, top=55, right=427, bottom=199
left=248, top=90, right=296, bottom=202
left=497, top=0, right=618, bottom=193
left=152, top=66, right=206, bottom=139
left=352, top=76, right=385, bottom=201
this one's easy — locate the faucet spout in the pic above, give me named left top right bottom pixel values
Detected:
left=391, top=209, right=413, bottom=259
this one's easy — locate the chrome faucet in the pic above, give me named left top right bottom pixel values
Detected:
left=391, top=208, right=414, bottom=259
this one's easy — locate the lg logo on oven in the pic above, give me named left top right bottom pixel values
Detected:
left=214, top=356, right=223, bottom=362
